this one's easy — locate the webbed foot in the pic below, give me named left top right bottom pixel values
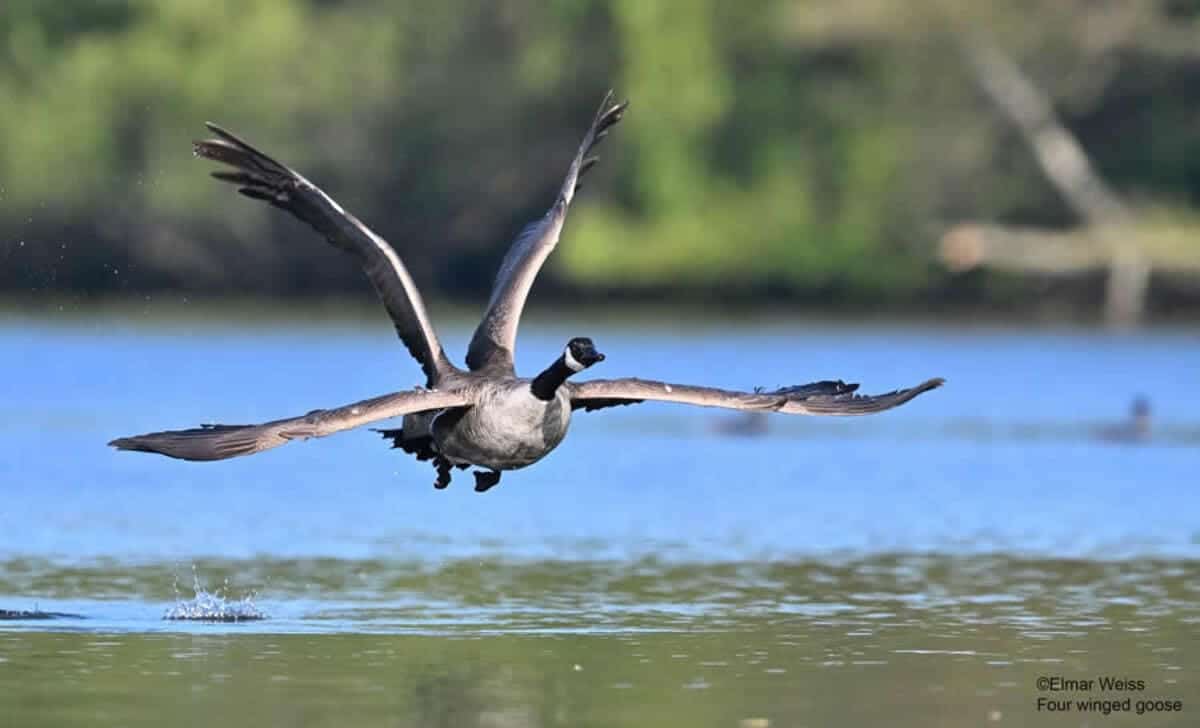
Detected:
left=473, top=469, right=502, bottom=493
left=434, top=457, right=453, bottom=490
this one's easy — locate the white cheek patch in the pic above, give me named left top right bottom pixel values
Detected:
left=563, top=346, right=585, bottom=372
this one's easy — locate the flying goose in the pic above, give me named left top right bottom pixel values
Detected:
left=110, top=92, right=944, bottom=491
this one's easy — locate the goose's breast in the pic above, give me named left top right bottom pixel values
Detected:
left=434, top=386, right=572, bottom=469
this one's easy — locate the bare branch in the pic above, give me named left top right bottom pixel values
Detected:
left=941, top=222, right=1200, bottom=275
left=940, top=224, right=1109, bottom=274
left=961, top=40, right=1129, bottom=224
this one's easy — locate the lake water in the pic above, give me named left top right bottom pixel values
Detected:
left=1, top=311, right=1197, bottom=726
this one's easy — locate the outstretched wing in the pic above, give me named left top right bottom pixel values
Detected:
left=195, top=124, right=455, bottom=386
left=570, top=377, right=944, bottom=415
left=466, top=92, right=628, bottom=372
left=109, top=388, right=468, bottom=461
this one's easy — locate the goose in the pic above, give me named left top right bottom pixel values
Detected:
left=109, top=91, right=944, bottom=492
left=1094, top=396, right=1152, bottom=444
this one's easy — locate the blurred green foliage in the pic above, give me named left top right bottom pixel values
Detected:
left=2, top=0, right=1200, bottom=309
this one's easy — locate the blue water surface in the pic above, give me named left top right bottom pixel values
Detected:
left=2, top=314, right=1195, bottom=565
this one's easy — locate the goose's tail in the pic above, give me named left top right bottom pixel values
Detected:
left=374, top=428, right=438, bottom=461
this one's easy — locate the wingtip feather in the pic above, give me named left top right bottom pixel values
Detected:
left=203, top=121, right=244, bottom=145
left=597, top=89, right=615, bottom=114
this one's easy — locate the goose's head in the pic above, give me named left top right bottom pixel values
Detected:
left=531, top=337, right=605, bottom=401
left=564, top=337, right=605, bottom=372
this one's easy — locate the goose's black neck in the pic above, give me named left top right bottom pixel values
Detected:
left=530, top=356, right=577, bottom=401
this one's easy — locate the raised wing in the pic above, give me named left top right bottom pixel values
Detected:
left=109, top=388, right=468, bottom=461
left=195, top=124, right=455, bottom=386
left=466, top=92, right=628, bottom=372
left=570, top=377, right=944, bottom=415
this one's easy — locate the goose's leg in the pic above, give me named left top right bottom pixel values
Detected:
left=433, top=457, right=453, bottom=490
left=473, top=469, right=502, bottom=493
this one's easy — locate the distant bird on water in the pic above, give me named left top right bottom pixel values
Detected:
left=109, top=91, right=944, bottom=492
left=1095, top=396, right=1152, bottom=443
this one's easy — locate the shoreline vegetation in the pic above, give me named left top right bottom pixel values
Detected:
left=3, top=1, right=1199, bottom=319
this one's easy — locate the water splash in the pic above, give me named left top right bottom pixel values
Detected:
left=163, top=566, right=266, bottom=622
